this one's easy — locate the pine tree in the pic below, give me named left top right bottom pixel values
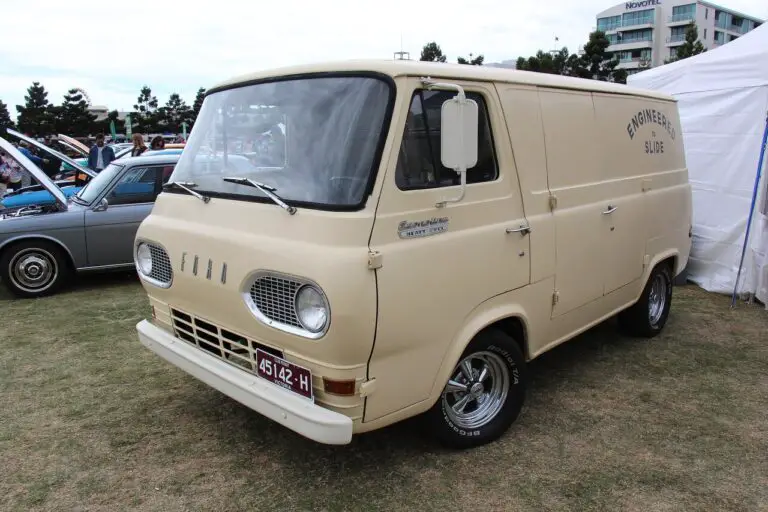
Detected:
left=666, top=23, right=706, bottom=63
left=56, top=89, right=96, bottom=136
left=191, top=87, right=206, bottom=127
left=0, top=99, right=14, bottom=132
left=16, top=82, right=55, bottom=136
left=133, top=85, right=160, bottom=133
left=420, top=42, right=447, bottom=63
left=457, top=53, right=484, bottom=65
left=159, top=93, right=192, bottom=133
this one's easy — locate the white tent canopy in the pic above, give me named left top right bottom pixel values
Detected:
left=628, top=24, right=768, bottom=307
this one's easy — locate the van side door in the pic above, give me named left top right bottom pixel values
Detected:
left=537, top=89, right=607, bottom=318
left=365, top=79, right=531, bottom=422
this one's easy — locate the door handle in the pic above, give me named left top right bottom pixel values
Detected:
left=506, top=225, right=532, bottom=235
left=602, top=205, right=618, bottom=215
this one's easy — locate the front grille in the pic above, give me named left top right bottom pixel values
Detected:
left=249, top=275, right=303, bottom=329
left=171, top=308, right=283, bottom=374
left=147, top=244, right=172, bottom=285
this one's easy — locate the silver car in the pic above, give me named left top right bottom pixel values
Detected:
left=0, top=137, right=180, bottom=298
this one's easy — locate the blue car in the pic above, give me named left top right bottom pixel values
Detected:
left=1, top=130, right=183, bottom=210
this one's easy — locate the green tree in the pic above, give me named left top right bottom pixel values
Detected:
left=191, top=87, right=206, bottom=126
left=56, top=88, right=96, bottom=136
left=571, top=31, right=625, bottom=83
left=420, top=42, right=447, bottom=62
left=159, top=93, right=192, bottom=133
left=457, top=53, right=484, bottom=65
left=133, top=85, right=160, bottom=133
left=516, top=48, right=572, bottom=75
left=0, top=99, right=15, bottom=132
left=16, top=82, right=55, bottom=136
left=666, top=23, right=706, bottom=63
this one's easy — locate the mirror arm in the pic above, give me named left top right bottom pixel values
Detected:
left=435, top=165, right=466, bottom=208
left=422, top=79, right=470, bottom=209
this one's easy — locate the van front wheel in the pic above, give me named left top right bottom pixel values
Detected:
left=619, top=262, right=673, bottom=338
left=427, top=330, right=527, bottom=449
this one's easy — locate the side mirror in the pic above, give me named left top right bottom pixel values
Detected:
left=440, top=96, right=479, bottom=172
left=93, top=197, right=109, bottom=212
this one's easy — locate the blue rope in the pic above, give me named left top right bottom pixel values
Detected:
left=731, top=111, right=768, bottom=308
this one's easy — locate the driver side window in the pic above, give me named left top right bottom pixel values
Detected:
left=106, top=165, right=166, bottom=205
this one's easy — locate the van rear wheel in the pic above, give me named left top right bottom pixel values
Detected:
left=427, top=329, right=527, bottom=449
left=619, top=262, right=673, bottom=338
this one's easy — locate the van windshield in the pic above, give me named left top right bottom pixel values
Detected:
left=168, top=75, right=392, bottom=209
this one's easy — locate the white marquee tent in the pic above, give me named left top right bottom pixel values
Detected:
left=628, top=24, right=768, bottom=307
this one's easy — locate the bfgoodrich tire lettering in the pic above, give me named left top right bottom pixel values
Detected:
left=427, top=329, right=527, bottom=449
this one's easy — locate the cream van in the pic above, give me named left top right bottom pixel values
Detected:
left=134, top=60, right=692, bottom=448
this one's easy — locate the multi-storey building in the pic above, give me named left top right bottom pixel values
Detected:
left=595, top=1, right=763, bottom=73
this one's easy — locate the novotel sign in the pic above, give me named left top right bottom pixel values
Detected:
left=625, top=0, right=661, bottom=9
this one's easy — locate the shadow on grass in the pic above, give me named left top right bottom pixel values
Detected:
left=0, top=270, right=140, bottom=302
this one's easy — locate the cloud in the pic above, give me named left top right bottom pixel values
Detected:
left=1, top=0, right=766, bottom=118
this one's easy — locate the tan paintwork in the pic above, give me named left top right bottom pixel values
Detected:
left=135, top=60, right=692, bottom=439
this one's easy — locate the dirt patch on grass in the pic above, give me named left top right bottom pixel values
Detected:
left=1, top=277, right=766, bottom=511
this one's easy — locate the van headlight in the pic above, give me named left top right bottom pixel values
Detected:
left=136, top=243, right=153, bottom=275
left=295, top=285, right=329, bottom=333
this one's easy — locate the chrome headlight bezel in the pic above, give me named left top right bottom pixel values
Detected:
left=242, top=270, right=331, bottom=340
left=134, top=239, right=173, bottom=289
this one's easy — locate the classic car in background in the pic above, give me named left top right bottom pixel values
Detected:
left=2, top=130, right=183, bottom=209
left=0, top=137, right=180, bottom=298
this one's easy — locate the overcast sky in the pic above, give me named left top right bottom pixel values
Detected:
left=1, top=0, right=766, bottom=117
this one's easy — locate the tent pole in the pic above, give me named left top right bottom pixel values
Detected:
left=731, top=111, right=768, bottom=308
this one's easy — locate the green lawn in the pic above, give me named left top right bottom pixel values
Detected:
left=1, top=275, right=766, bottom=511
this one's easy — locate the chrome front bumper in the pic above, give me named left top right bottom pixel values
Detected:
left=136, top=319, right=353, bottom=445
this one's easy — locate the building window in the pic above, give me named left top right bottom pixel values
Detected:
left=704, top=28, right=707, bottom=39
left=669, top=25, right=687, bottom=42
left=622, top=9, right=654, bottom=27
left=705, top=8, right=708, bottom=19
left=714, top=30, right=725, bottom=44
left=395, top=90, right=498, bottom=191
left=616, top=28, right=653, bottom=43
left=598, top=15, right=621, bottom=32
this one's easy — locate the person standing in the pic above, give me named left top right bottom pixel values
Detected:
left=130, top=133, right=148, bottom=157
left=150, top=135, right=165, bottom=150
left=88, top=134, right=115, bottom=171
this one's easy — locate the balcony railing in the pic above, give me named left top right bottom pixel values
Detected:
left=668, top=13, right=695, bottom=23
left=666, top=35, right=685, bottom=43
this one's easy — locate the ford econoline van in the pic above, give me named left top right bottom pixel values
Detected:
left=134, top=60, right=692, bottom=448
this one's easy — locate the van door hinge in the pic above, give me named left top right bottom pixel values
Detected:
left=359, top=378, right=377, bottom=397
left=549, top=194, right=558, bottom=211
left=367, top=251, right=383, bottom=270
left=552, top=290, right=560, bottom=306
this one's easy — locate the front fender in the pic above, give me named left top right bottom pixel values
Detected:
left=425, top=277, right=555, bottom=408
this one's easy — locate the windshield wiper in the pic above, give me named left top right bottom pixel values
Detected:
left=222, top=176, right=296, bottom=215
left=162, top=181, right=210, bottom=203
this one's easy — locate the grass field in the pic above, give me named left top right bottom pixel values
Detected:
left=1, top=275, right=767, bottom=511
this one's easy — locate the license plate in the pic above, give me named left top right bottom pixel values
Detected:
left=255, top=349, right=313, bottom=401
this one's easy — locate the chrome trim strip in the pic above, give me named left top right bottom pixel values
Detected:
left=78, top=263, right=135, bottom=272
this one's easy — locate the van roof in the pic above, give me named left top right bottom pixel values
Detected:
left=208, top=59, right=675, bottom=102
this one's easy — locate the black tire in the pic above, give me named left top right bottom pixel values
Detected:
left=0, top=240, right=71, bottom=298
left=618, top=262, right=673, bottom=338
left=426, top=329, right=528, bottom=449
